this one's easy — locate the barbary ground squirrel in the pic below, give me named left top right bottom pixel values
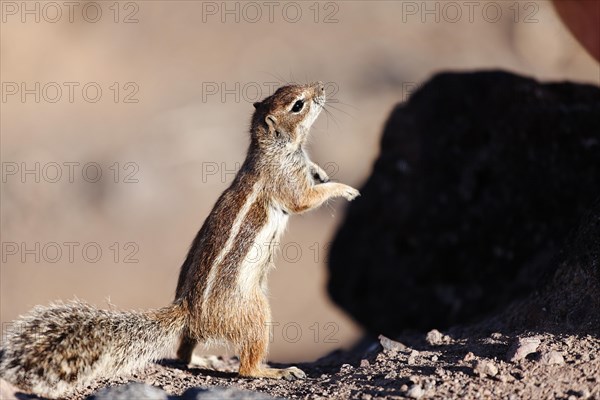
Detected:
left=0, top=82, right=360, bottom=398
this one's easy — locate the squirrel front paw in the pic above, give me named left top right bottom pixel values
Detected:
left=342, top=186, right=360, bottom=201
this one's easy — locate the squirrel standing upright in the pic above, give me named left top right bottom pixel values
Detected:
left=0, top=82, right=360, bottom=398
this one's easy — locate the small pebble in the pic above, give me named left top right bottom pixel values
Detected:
left=360, top=359, right=370, bottom=368
left=378, top=335, right=407, bottom=352
left=540, top=351, right=565, bottom=365
left=408, top=350, right=420, bottom=365
left=426, top=329, right=444, bottom=346
left=407, top=384, right=424, bottom=399
left=473, top=360, right=499, bottom=377
left=340, top=364, right=353, bottom=373
left=506, top=337, right=541, bottom=362
left=431, top=355, right=439, bottom=362
left=463, top=352, right=476, bottom=362
left=384, top=371, right=397, bottom=379
left=424, top=379, right=436, bottom=390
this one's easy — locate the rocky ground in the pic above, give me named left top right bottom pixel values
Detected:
left=2, top=323, right=598, bottom=399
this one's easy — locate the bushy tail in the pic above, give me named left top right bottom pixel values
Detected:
left=0, top=300, right=186, bottom=399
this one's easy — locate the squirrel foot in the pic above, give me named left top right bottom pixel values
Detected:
left=241, top=366, right=306, bottom=381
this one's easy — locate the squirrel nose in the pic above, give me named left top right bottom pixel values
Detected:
left=315, top=81, right=325, bottom=94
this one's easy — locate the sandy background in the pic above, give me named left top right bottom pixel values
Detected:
left=1, top=0, right=598, bottom=363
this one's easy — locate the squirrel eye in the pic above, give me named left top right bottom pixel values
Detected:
left=275, top=130, right=281, bottom=137
left=291, top=100, right=304, bottom=113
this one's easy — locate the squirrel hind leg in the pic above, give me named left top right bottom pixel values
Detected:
left=176, top=334, right=197, bottom=365
left=238, top=336, right=306, bottom=381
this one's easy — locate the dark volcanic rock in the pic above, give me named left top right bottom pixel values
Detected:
left=328, top=70, right=600, bottom=336
left=534, top=200, right=600, bottom=330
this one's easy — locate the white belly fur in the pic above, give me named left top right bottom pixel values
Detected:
left=237, top=206, right=289, bottom=296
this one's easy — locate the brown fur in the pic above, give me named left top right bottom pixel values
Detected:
left=0, top=82, right=359, bottom=397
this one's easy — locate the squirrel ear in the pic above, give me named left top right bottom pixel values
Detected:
left=265, top=115, right=277, bottom=129
left=253, top=102, right=261, bottom=109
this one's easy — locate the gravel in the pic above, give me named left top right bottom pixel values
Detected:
left=19, top=329, right=590, bottom=400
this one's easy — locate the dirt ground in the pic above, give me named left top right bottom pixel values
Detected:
left=4, top=312, right=590, bottom=400
left=40, top=325, right=592, bottom=400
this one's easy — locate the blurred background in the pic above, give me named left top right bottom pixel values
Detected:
left=1, top=0, right=598, bottom=362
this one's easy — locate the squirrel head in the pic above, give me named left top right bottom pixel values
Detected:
left=250, top=82, right=326, bottom=152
